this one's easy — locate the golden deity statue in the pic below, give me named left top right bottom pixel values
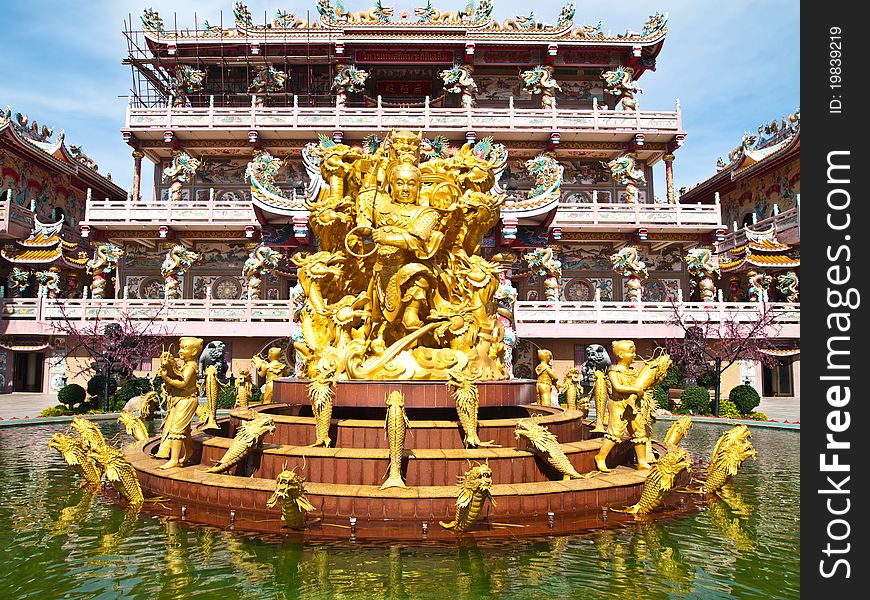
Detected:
left=155, top=337, right=203, bottom=469
left=293, top=129, right=509, bottom=381
left=252, top=347, right=289, bottom=403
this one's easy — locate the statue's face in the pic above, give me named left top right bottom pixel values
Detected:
left=268, top=347, right=282, bottom=360
left=391, top=134, right=420, bottom=157
left=585, top=345, right=608, bottom=367
left=390, top=167, right=421, bottom=204
left=613, top=341, right=636, bottom=363
left=179, top=339, right=202, bottom=360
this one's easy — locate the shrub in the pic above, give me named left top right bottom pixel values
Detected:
left=57, top=384, right=86, bottom=411
left=40, top=405, right=73, bottom=418
left=749, top=411, right=769, bottom=421
left=729, top=385, right=761, bottom=415
left=86, top=374, right=117, bottom=408
left=718, top=399, right=742, bottom=419
left=679, top=385, right=711, bottom=415
left=653, top=385, right=671, bottom=411
left=660, top=363, right=685, bottom=390
left=110, top=377, right=153, bottom=412
left=697, top=370, right=716, bottom=389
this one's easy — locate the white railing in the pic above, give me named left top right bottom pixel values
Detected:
left=126, top=96, right=682, bottom=134
left=552, top=201, right=722, bottom=228
left=83, top=195, right=260, bottom=225
left=514, top=301, right=800, bottom=326
left=717, top=206, right=800, bottom=252
left=1, top=298, right=295, bottom=323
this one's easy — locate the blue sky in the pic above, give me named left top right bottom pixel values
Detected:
left=0, top=0, right=799, bottom=197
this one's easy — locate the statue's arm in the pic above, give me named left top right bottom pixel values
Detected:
left=607, top=369, right=643, bottom=395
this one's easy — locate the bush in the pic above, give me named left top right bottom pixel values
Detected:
left=697, top=370, right=716, bottom=389
left=729, top=385, right=761, bottom=415
left=110, top=377, right=153, bottom=412
left=653, top=385, right=671, bottom=411
left=718, top=399, right=742, bottom=419
left=86, top=374, right=117, bottom=408
left=749, top=411, right=769, bottom=421
left=679, top=385, right=711, bottom=415
left=57, top=384, right=86, bottom=411
left=40, top=405, right=73, bottom=417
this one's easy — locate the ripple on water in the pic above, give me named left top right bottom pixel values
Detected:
left=0, top=420, right=800, bottom=599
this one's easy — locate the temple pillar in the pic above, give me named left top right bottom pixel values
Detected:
left=663, top=153, right=676, bottom=204
left=131, top=150, right=145, bottom=201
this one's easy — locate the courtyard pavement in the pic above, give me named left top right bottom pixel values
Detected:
left=1, top=391, right=801, bottom=422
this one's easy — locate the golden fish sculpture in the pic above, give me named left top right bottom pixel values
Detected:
left=514, top=418, right=581, bottom=480
left=559, top=367, right=583, bottom=412
left=204, top=413, right=276, bottom=474
left=591, top=370, right=609, bottom=433
left=440, top=463, right=495, bottom=532
left=447, top=370, right=495, bottom=448
left=307, top=373, right=335, bottom=448
left=266, top=468, right=315, bottom=529
left=664, top=416, right=693, bottom=446
left=89, top=445, right=145, bottom=506
left=118, top=411, right=149, bottom=442
left=235, top=368, right=254, bottom=410
left=47, top=433, right=103, bottom=487
left=381, top=391, right=410, bottom=489
left=139, top=391, right=159, bottom=421
left=201, top=365, right=221, bottom=430
left=703, top=424, right=757, bottom=495
left=70, top=416, right=108, bottom=452
left=613, top=446, right=691, bottom=516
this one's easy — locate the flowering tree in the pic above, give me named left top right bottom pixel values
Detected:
left=48, top=302, right=173, bottom=411
left=664, top=300, right=783, bottom=416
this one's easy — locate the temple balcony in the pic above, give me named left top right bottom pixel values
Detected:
left=514, top=300, right=800, bottom=339
left=548, top=197, right=723, bottom=235
left=124, top=96, right=683, bottom=143
left=0, top=297, right=295, bottom=337
left=716, top=205, right=800, bottom=253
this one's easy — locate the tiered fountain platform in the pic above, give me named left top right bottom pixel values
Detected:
left=126, top=378, right=687, bottom=539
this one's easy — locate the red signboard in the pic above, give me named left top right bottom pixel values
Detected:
left=556, top=50, right=613, bottom=66
left=355, top=49, right=455, bottom=63
left=377, top=80, right=432, bottom=97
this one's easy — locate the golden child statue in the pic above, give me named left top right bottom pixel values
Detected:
left=155, top=337, right=203, bottom=469
left=594, top=340, right=670, bottom=472
left=252, top=347, right=289, bottom=404
left=535, top=349, right=559, bottom=407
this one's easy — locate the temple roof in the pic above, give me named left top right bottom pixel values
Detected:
left=717, top=222, right=798, bottom=273
left=1, top=217, right=89, bottom=268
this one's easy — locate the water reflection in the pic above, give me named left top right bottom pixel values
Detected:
left=0, top=420, right=800, bottom=599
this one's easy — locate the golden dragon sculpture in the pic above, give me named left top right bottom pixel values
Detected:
left=702, top=424, right=757, bottom=495
left=381, top=390, right=410, bottom=489
left=266, top=468, right=316, bottom=529
left=440, top=463, right=495, bottom=532
left=558, top=366, right=584, bottom=413
left=663, top=416, right=693, bottom=446
left=514, top=418, right=581, bottom=480
left=590, top=369, right=608, bottom=433
left=613, top=446, right=691, bottom=515
left=204, top=413, right=276, bottom=474
left=47, top=433, right=103, bottom=487
left=201, top=364, right=221, bottom=430
left=234, top=368, right=254, bottom=411
left=70, top=416, right=109, bottom=452
left=447, top=370, right=496, bottom=448
left=118, top=411, right=149, bottom=442
left=89, top=444, right=145, bottom=506
left=307, top=372, right=336, bottom=447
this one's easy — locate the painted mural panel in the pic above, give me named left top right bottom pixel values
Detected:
left=0, top=152, right=85, bottom=227
left=721, top=158, right=800, bottom=228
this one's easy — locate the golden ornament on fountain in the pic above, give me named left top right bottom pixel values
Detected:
left=514, top=418, right=581, bottom=480
left=252, top=347, right=288, bottom=404
left=70, top=416, right=109, bottom=453
left=47, top=433, right=103, bottom=487
left=535, top=349, right=559, bottom=407
left=234, top=368, right=254, bottom=410
left=440, top=463, right=496, bottom=532
left=380, top=391, right=410, bottom=489
left=155, top=336, right=202, bottom=470
left=204, top=413, right=276, bottom=474
left=89, top=445, right=145, bottom=506
left=613, top=446, right=691, bottom=516
left=590, top=369, right=609, bottom=433
left=559, top=366, right=583, bottom=412
left=266, top=468, right=315, bottom=529
left=703, top=424, right=757, bottom=495
left=201, top=364, right=221, bottom=430
left=447, top=370, right=496, bottom=448
left=118, top=411, right=149, bottom=442
left=664, top=416, right=693, bottom=446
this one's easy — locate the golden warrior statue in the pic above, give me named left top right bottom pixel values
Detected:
left=293, top=129, right=509, bottom=381
left=155, top=337, right=203, bottom=469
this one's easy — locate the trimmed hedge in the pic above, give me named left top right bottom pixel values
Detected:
left=40, top=405, right=74, bottom=417
left=58, top=384, right=86, bottom=410
left=680, top=385, right=711, bottom=415
left=86, top=374, right=117, bottom=404
left=729, top=384, right=761, bottom=415
left=718, top=399, right=742, bottom=419
left=653, top=385, right=671, bottom=411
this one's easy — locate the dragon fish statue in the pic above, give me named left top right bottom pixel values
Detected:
left=447, top=370, right=495, bottom=448
left=70, top=416, right=109, bottom=453
left=602, top=153, right=646, bottom=204
left=86, top=243, right=125, bottom=299
left=170, top=65, right=206, bottom=106
left=332, top=64, right=370, bottom=106
left=524, top=247, right=562, bottom=302
left=610, top=246, right=648, bottom=303
left=602, top=66, right=643, bottom=111
left=307, top=372, right=336, bottom=447
left=614, top=446, right=691, bottom=515
left=559, top=366, right=584, bottom=413
left=204, top=413, right=276, bottom=473
left=684, top=248, right=720, bottom=303
left=48, top=433, right=103, bottom=487
left=381, top=390, right=410, bottom=489
left=89, top=444, right=145, bottom=506
left=776, top=271, right=799, bottom=302
left=663, top=416, right=693, bottom=446
left=118, top=411, right=149, bottom=442
left=334, top=1, right=393, bottom=24
left=439, top=64, right=478, bottom=108
left=440, top=462, right=495, bottom=532
left=248, top=66, right=288, bottom=106
left=515, top=418, right=581, bottom=479
left=162, top=152, right=201, bottom=202
left=141, top=8, right=165, bottom=34
left=702, top=424, right=757, bottom=496
left=161, top=245, right=201, bottom=300
left=415, top=0, right=475, bottom=24
left=266, top=468, right=315, bottom=529
left=520, top=65, right=561, bottom=109
left=242, top=244, right=284, bottom=300
left=273, top=10, right=308, bottom=29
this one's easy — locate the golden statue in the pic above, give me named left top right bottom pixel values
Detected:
left=155, top=337, right=203, bottom=469
left=664, top=416, right=693, bottom=446
left=307, top=372, right=336, bottom=448
left=89, top=444, right=145, bottom=506
left=118, top=411, right=149, bottom=442
left=594, top=341, right=671, bottom=472
left=70, top=416, right=108, bottom=452
left=559, top=366, right=583, bottom=412
left=381, top=390, right=410, bottom=489
left=612, top=446, right=691, bottom=516
left=447, top=369, right=496, bottom=448
left=47, top=433, right=103, bottom=487
left=294, top=129, right=509, bottom=381
left=204, top=413, right=276, bottom=473
left=252, top=347, right=289, bottom=404
left=440, top=462, right=495, bottom=532
left=234, top=368, right=254, bottom=410
left=703, top=425, right=757, bottom=495
left=535, top=349, right=558, bottom=406
left=514, top=418, right=581, bottom=480
left=201, top=365, right=221, bottom=430
left=267, top=468, right=315, bottom=529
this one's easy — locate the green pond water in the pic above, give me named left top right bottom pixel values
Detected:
left=0, top=420, right=799, bottom=599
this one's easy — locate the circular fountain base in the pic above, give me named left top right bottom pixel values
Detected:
left=127, top=379, right=690, bottom=538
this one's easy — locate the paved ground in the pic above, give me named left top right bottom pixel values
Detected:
left=1, top=391, right=801, bottom=422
